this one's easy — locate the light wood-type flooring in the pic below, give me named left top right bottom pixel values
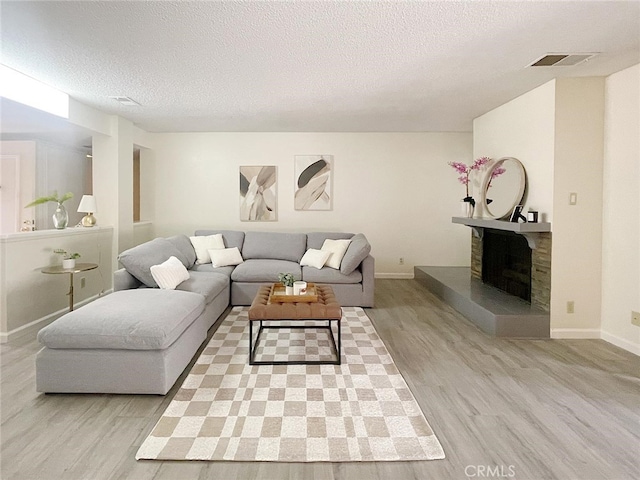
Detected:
left=2, top=279, right=639, bottom=480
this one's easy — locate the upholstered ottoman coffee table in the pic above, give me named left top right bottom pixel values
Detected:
left=248, top=284, right=342, bottom=365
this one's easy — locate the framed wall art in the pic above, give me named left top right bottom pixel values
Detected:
left=239, top=165, right=277, bottom=221
left=294, top=155, right=333, bottom=211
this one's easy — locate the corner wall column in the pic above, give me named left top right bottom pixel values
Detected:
left=92, top=116, right=134, bottom=273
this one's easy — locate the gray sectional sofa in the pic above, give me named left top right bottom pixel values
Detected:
left=115, top=230, right=374, bottom=307
left=36, top=230, right=373, bottom=394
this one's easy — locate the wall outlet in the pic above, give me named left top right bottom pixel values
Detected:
left=80, top=277, right=86, bottom=288
left=632, top=311, right=640, bottom=327
left=399, top=257, right=404, bottom=265
left=566, top=301, right=575, bottom=314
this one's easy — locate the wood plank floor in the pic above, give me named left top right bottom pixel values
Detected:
left=2, top=279, right=639, bottom=480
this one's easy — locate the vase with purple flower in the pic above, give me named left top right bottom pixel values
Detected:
left=448, top=157, right=491, bottom=218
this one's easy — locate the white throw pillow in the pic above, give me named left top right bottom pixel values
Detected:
left=321, top=239, right=352, bottom=270
left=208, top=247, right=244, bottom=268
left=150, top=256, right=190, bottom=290
left=300, top=248, right=331, bottom=269
left=189, top=234, right=225, bottom=264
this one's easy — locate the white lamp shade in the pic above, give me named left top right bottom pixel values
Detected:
left=77, top=195, right=97, bottom=213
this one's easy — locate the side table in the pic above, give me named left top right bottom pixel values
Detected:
left=41, top=263, right=98, bottom=312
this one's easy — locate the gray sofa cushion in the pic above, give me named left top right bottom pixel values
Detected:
left=242, top=231, right=307, bottom=262
left=340, top=233, right=371, bottom=275
left=118, top=238, right=183, bottom=288
left=194, top=230, right=245, bottom=251
left=302, top=266, right=362, bottom=284
left=37, top=289, right=205, bottom=350
left=306, top=232, right=354, bottom=250
left=190, top=263, right=235, bottom=277
left=231, top=259, right=302, bottom=283
left=166, top=234, right=196, bottom=269
left=176, top=271, right=228, bottom=304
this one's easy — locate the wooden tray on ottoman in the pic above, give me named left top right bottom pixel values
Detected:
left=268, top=283, right=318, bottom=303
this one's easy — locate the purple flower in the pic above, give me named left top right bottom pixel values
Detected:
left=471, top=156, right=490, bottom=170
left=491, top=166, right=506, bottom=179
left=448, top=162, right=469, bottom=175
left=448, top=156, right=493, bottom=197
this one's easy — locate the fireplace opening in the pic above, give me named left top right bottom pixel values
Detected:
left=482, top=229, right=532, bottom=302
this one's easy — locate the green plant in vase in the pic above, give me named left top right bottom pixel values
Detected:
left=54, top=249, right=81, bottom=269
left=25, top=191, right=74, bottom=229
left=278, top=272, right=295, bottom=294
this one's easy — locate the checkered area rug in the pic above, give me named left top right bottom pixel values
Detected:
left=136, top=307, right=445, bottom=462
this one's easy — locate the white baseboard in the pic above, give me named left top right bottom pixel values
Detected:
left=0, top=291, right=111, bottom=344
left=600, top=330, right=640, bottom=356
left=551, top=328, right=639, bottom=356
left=550, top=328, right=601, bottom=339
left=375, top=273, right=414, bottom=279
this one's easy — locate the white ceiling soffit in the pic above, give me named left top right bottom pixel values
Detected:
left=1, top=1, right=639, bottom=133
left=0, top=98, right=93, bottom=148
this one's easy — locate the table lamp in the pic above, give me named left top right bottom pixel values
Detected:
left=77, top=195, right=97, bottom=227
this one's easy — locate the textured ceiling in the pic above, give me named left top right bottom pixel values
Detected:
left=1, top=1, right=639, bottom=134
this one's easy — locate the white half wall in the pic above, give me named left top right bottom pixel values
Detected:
left=601, top=64, right=640, bottom=355
left=145, top=132, right=473, bottom=275
left=0, top=227, right=113, bottom=342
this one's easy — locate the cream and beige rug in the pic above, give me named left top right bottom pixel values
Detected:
left=136, top=307, right=445, bottom=462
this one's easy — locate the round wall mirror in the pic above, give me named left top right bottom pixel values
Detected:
left=480, top=157, right=526, bottom=220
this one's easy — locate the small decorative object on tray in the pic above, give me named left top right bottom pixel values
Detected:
left=269, top=282, right=318, bottom=303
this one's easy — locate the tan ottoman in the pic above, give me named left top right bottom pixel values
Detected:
left=248, top=284, right=342, bottom=365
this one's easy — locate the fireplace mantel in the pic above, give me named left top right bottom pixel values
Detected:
left=452, top=217, right=551, bottom=249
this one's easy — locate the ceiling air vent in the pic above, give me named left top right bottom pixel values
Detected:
left=109, top=96, right=140, bottom=106
left=528, top=53, right=598, bottom=67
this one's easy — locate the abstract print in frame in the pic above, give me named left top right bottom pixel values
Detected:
left=294, top=155, right=333, bottom=211
left=239, top=166, right=277, bottom=221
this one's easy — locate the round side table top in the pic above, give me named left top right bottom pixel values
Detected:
left=41, top=263, right=99, bottom=274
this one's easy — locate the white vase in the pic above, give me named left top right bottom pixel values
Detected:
left=461, top=200, right=474, bottom=218
left=62, top=259, right=76, bottom=269
left=285, top=286, right=294, bottom=295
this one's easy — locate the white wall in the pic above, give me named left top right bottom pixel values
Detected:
left=0, top=140, right=92, bottom=231
left=35, top=140, right=92, bottom=229
left=139, top=146, right=156, bottom=226
left=146, top=132, right=473, bottom=275
left=473, top=80, right=556, bottom=222
left=0, top=141, right=37, bottom=231
left=601, top=64, right=640, bottom=354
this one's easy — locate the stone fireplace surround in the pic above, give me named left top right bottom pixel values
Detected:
left=472, top=229, right=551, bottom=312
